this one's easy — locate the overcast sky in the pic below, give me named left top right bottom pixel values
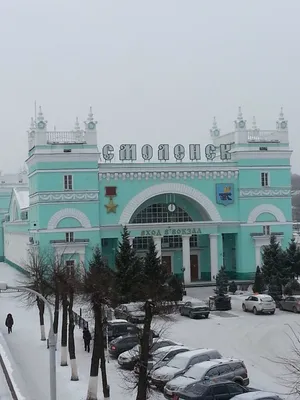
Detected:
left=1, top=0, right=300, bottom=173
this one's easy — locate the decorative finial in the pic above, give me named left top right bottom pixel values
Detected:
left=37, top=106, right=44, bottom=122
left=87, top=106, right=93, bottom=122
left=53, top=125, right=56, bottom=131
left=237, top=106, right=243, bottom=121
left=212, top=116, right=218, bottom=130
left=279, top=107, right=284, bottom=121
left=74, top=117, right=80, bottom=131
left=252, top=116, right=257, bottom=130
left=29, top=117, right=35, bottom=130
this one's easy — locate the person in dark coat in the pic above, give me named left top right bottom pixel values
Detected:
left=83, top=326, right=91, bottom=352
left=5, top=314, right=13, bottom=334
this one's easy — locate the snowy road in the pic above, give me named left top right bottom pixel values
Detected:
left=0, top=262, right=299, bottom=399
left=0, top=366, right=12, bottom=400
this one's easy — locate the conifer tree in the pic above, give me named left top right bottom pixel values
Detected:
left=252, top=266, right=265, bottom=293
left=115, top=226, right=143, bottom=302
left=215, top=266, right=229, bottom=296
left=284, top=238, right=300, bottom=279
left=261, top=235, right=290, bottom=286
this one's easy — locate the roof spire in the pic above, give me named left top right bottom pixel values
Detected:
left=37, top=106, right=44, bottom=122
left=87, top=106, right=94, bottom=122
left=252, top=116, right=257, bottom=130
left=237, top=106, right=243, bottom=121
left=279, top=107, right=284, bottom=121
left=212, top=116, right=218, bottom=130
left=29, top=117, right=35, bottom=130
left=74, top=117, right=80, bottom=131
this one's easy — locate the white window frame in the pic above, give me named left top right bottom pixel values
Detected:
left=260, top=172, right=270, bottom=187
left=64, top=175, right=73, bottom=190
left=65, top=232, right=74, bottom=242
left=263, top=225, right=271, bottom=236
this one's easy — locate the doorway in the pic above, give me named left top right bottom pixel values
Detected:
left=162, top=255, right=172, bottom=274
left=190, top=254, right=199, bottom=281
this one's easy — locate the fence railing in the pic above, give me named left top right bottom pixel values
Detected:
left=72, top=309, right=89, bottom=329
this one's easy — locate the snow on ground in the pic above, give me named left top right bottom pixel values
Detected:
left=0, top=365, right=12, bottom=400
left=0, top=262, right=299, bottom=399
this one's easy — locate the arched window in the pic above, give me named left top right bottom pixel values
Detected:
left=131, top=203, right=192, bottom=224
left=133, top=235, right=198, bottom=250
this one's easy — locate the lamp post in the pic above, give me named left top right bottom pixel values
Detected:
left=0, top=282, right=57, bottom=400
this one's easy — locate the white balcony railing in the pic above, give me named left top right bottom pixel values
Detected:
left=213, top=129, right=288, bottom=146
left=47, top=130, right=86, bottom=144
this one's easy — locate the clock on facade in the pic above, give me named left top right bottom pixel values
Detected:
left=239, top=121, right=245, bottom=129
left=38, top=121, right=45, bottom=129
left=88, top=121, right=95, bottom=130
left=213, top=129, right=220, bottom=137
left=168, top=203, right=176, bottom=212
left=280, top=121, right=287, bottom=129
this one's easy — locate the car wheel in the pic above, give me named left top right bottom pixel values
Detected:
left=180, top=309, right=184, bottom=316
left=278, top=303, right=283, bottom=310
left=253, top=307, right=258, bottom=315
left=242, top=304, right=247, bottom=312
left=205, top=314, right=209, bottom=319
left=293, top=306, right=298, bottom=313
left=270, top=310, right=275, bottom=315
left=189, top=311, right=194, bottom=319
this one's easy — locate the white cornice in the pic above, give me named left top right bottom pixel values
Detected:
left=26, top=153, right=100, bottom=167
left=231, top=150, right=292, bottom=160
left=98, top=163, right=238, bottom=173
left=28, top=169, right=98, bottom=178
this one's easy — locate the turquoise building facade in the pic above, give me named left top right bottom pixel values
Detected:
left=2, top=106, right=293, bottom=282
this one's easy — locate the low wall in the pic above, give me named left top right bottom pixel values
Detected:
left=4, top=232, right=28, bottom=271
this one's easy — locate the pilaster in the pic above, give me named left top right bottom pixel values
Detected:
left=182, top=235, right=191, bottom=284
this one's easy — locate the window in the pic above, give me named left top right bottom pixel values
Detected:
left=227, top=383, right=244, bottom=395
left=65, top=232, right=74, bottom=242
left=206, top=367, right=219, bottom=377
left=212, top=385, right=229, bottom=395
left=263, top=225, right=271, bottom=235
left=65, top=260, right=75, bottom=267
left=65, top=260, right=75, bottom=276
left=131, top=203, right=192, bottom=224
left=261, top=172, right=269, bottom=187
left=64, top=175, right=73, bottom=190
left=217, top=364, right=232, bottom=374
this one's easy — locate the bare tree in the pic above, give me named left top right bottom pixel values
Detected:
left=84, top=246, right=114, bottom=400
left=18, top=247, right=52, bottom=341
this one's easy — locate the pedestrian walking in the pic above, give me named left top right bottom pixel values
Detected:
left=5, top=314, right=13, bottom=334
left=83, top=326, right=91, bottom=352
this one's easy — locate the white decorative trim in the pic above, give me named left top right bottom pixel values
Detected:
left=47, top=208, right=92, bottom=229
left=28, top=169, right=99, bottom=178
left=26, top=153, right=100, bottom=168
left=247, top=204, right=286, bottom=224
left=30, top=191, right=99, bottom=204
left=119, top=183, right=222, bottom=224
left=240, top=188, right=291, bottom=198
left=99, top=170, right=239, bottom=181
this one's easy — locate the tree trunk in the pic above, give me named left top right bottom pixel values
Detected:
left=87, top=307, right=101, bottom=400
left=136, top=301, right=152, bottom=400
left=98, top=305, right=110, bottom=398
left=61, top=292, right=68, bottom=366
left=53, top=286, right=60, bottom=345
left=37, top=297, right=46, bottom=341
left=68, top=289, right=79, bottom=381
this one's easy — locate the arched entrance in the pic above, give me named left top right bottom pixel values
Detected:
left=129, top=193, right=211, bottom=282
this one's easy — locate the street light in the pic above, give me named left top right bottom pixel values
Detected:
left=0, top=282, right=57, bottom=400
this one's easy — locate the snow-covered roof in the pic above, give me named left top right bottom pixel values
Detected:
left=13, top=188, right=29, bottom=210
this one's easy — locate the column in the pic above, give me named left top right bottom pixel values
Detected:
left=255, top=243, right=261, bottom=267
left=182, top=235, right=191, bottom=284
left=153, top=236, right=162, bottom=260
left=209, top=234, right=219, bottom=281
left=129, top=237, right=134, bottom=247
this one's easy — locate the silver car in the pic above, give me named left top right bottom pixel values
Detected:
left=242, top=294, right=275, bottom=315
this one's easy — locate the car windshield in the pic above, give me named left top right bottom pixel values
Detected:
left=126, top=304, right=143, bottom=312
left=167, top=354, right=189, bottom=369
left=184, top=364, right=206, bottom=379
left=191, top=301, right=206, bottom=307
left=152, top=350, right=168, bottom=361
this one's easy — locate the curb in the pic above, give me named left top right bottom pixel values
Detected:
left=0, top=332, right=29, bottom=400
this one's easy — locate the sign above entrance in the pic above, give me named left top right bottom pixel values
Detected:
left=141, top=227, right=202, bottom=237
left=102, top=143, right=232, bottom=162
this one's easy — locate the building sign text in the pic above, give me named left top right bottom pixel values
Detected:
left=141, top=227, right=201, bottom=237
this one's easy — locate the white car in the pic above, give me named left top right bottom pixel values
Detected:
left=242, top=294, right=275, bottom=315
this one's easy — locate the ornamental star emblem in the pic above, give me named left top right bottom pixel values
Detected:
left=105, top=197, right=118, bottom=213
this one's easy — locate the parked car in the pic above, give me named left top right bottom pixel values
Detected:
left=180, top=301, right=210, bottom=319
left=134, top=345, right=190, bottom=374
left=163, top=358, right=249, bottom=399
left=242, top=295, right=275, bottom=315
left=114, top=303, right=145, bottom=323
left=103, top=319, right=139, bottom=344
left=231, top=392, right=283, bottom=400
left=108, top=334, right=139, bottom=358
left=150, top=348, right=222, bottom=390
left=118, top=338, right=181, bottom=370
left=173, top=379, right=258, bottom=400
left=278, top=295, right=300, bottom=313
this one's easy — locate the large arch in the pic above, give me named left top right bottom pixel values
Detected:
left=47, top=208, right=92, bottom=230
left=118, top=183, right=222, bottom=225
left=247, top=204, right=286, bottom=224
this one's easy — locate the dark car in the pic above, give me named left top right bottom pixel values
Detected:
left=108, top=334, right=139, bottom=358
left=231, top=392, right=283, bottom=400
left=279, top=295, right=300, bottom=313
left=114, top=303, right=145, bottom=323
left=180, top=301, right=210, bottom=319
left=103, top=319, right=139, bottom=343
left=173, top=379, right=258, bottom=400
